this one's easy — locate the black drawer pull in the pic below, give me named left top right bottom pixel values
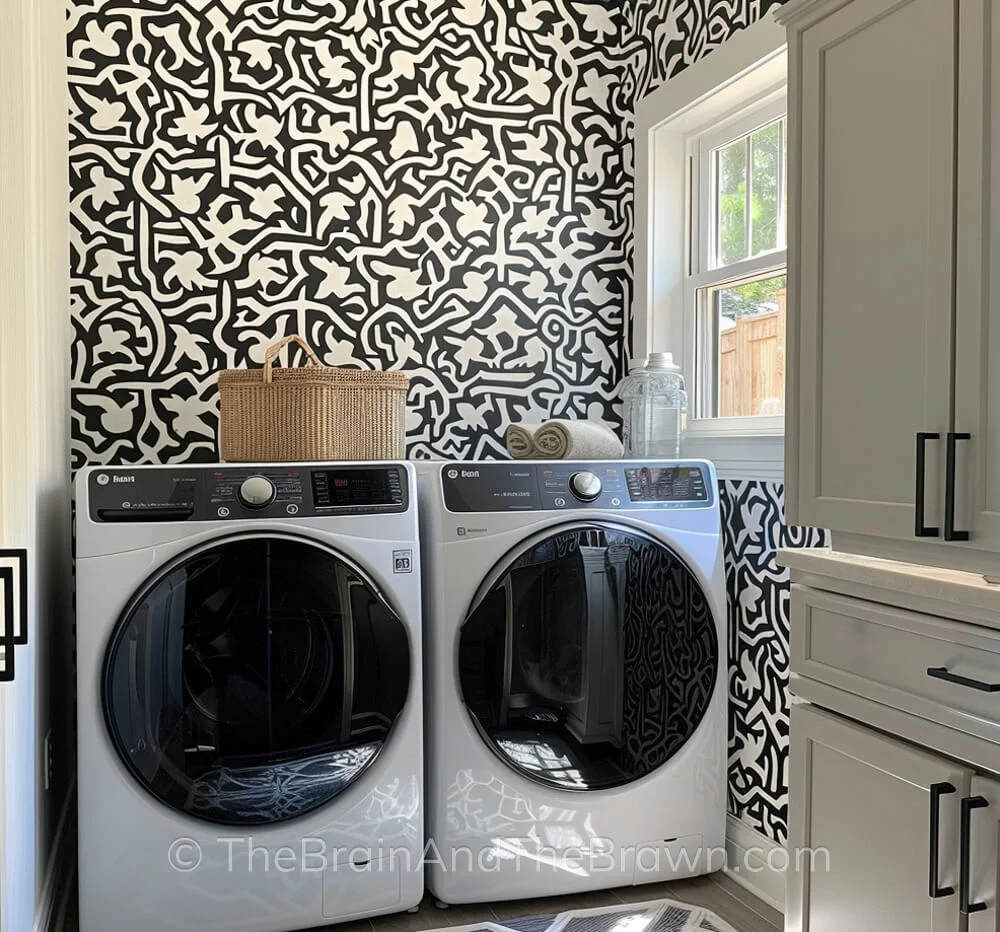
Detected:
left=915, top=432, right=940, bottom=537
left=928, top=666, right=1000, bottom=693
left=929, top=782, right=956, bottom=898
left=945, top=432, right=971, bottom=541
left=960, top=795, right=989, bottom=914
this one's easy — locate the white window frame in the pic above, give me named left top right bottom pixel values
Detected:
left=687, top=90, right=787, bottom=431
left=633, top=13, right=787, bottom=480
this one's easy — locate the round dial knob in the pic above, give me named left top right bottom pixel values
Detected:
left=238, top=475, right=276, bottom=509
left=569, top=471, right=602, bottom=502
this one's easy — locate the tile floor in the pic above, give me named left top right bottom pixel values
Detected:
left=60, top=871, right=782, bottom=932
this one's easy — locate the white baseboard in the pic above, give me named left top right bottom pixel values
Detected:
left=34, top=777, right=75, bottom=932
left=723, top=814, right=785, bottom=914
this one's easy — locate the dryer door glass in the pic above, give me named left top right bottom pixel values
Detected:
left=103, top=535, right=410, bottom=825
left=459, top=524, right=718, bottom=791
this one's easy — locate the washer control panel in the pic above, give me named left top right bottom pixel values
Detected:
left=88, top=465, right=408, bottom=522
left=442, top=461, right=714, bottom=513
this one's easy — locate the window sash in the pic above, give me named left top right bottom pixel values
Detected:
left=687, top=259, right=787, bottom=425
left=684, top=89, right=787, bottom=434
left=689, top=92, right=787, bottom=278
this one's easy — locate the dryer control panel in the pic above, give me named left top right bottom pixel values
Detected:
left=87, top=465, right=408, bottom=522
left=442, top=461, right=714, bottom=513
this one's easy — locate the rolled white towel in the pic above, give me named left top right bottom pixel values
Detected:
left=505, top=423, right=542, bottom=459
left=533, top=419, right=623, bottom=459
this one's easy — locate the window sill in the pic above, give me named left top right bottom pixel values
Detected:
left=681, top=432, right=784, bottom=484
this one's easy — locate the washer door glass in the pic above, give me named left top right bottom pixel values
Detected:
left=103, top=535, right=410, bottom=825
left=459, top=524, right=718, bottom=791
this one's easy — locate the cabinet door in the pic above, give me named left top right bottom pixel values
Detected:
left=786, top=704, right=969, bottom=932
left=791, top=0, right=956, bottom=539
left=967, top=775, right=1000, bottom=931
left=954, top=0, right=1000, bottom=553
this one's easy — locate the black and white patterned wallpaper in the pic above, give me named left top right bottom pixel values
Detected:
left=68, top=0, right=635, bottom=466
left=67, top=0, right=786, bottom=468
left=625, top=0, right=785, bottom=101
left=720, top=480, right=826, bottom=845
left=68, top=0, right=805, bottom=847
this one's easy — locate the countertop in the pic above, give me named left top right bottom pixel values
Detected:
left=776, top=546, right=1000, bottom=631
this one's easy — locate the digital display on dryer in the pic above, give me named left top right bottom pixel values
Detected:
left=311, top=468, right=404, bottom=509
left=625, top=466, right=708, bottom=503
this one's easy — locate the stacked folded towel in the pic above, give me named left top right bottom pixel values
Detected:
left=504, top=419, right=623, bottom=460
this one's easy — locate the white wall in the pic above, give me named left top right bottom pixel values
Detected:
left=0, top=0, right=73, bottom=926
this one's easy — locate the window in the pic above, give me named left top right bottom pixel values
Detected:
left=633, top=14, right=787, bottom=477
left=687, top=91, right=787, bottom=427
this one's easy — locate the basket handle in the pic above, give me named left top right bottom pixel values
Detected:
left=262, top=335, right=323, bottom=383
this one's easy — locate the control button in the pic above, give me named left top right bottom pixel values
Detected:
left=238, top=475, right=276, bottom=509
left=569, top=471, right=602, bottom=502
left=96, top=473, right=110, bottom=486
left=286, top=503, right=299, bottom=515
left=610, top=497, right=621, bottom=507
left=554, top=497, right=567, bottom=508
left=217, top=506, right=231, bottom=518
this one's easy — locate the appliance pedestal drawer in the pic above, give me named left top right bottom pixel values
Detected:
left=791, top=585, right=1000, bottom=745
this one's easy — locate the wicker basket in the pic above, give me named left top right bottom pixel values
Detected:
left=218, top=334, right=409, bottom=462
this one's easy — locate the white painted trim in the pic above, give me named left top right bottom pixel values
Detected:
left=774, top=0, right=855, bottom=29
left=724, top=814, right=786, bottom=914
left=632, top=12, right=788, bottom=473
left=0, top=0, right=72, bottom=927
left=682, top=434, right=785, bottom=483
left=33, top=781, right=75, bottom=932
left=632, top=12, right=787, bottom=363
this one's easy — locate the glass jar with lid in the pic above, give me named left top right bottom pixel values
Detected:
left=620, top=352, right=687, bottom=458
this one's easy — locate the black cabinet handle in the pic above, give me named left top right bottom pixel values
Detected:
left=929, top=782, right=956, bottom=898
left=960, top=795, right=989, bottom=914
left=945, top=432, right=971, bottom=541
left=927, top=666, right=1000, bottom=693
left=915, top=432, right=940, bottom=537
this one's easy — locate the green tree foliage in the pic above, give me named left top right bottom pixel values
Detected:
left=716, top=120, right=785, bottom=320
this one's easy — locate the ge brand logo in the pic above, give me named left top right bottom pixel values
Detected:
left=96, top=474, right=110, bottom=486
left=446, top=469, right=459, bottom=479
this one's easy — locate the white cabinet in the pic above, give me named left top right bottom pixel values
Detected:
left=783, top=0, right=956, bottom=541
left=787, top=703, right=969, bottom=932
left=781, top=0, right=1000, bottom=556
left=954, top=0, right=1000, bottom=553
left=968, top=775, right=1000, bottom=929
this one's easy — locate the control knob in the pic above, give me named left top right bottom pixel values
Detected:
left=569, top=471, right=602, bottom=502
left=239, top=475, right=276, bottom=509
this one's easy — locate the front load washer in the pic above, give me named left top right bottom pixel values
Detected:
left=76, top=463, right=423, bottom=932
left=417, top=459, right=726, bottom=904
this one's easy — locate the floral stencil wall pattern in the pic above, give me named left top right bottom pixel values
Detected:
left=69, top=0, right=635, bottom=466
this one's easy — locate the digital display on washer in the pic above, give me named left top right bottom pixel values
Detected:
left=311, top=468, right=404, bottom=509
left=625, top=466, right=708, bottom=503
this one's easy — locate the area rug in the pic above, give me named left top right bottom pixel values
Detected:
left=442, top=898, right=739, bottom=932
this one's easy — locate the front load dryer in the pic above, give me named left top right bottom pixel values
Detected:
left=417, top=460, right=726, bottom=904
left=76, top=463, right=423, bottom=932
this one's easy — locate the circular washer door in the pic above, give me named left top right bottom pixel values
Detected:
left=103, top=534, right=410, bottom=826
left=459, top=523, right=718, bottom=791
